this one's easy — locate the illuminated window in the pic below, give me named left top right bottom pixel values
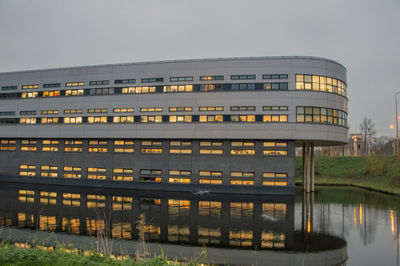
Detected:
left=163, top=85, right=193, bottom=93
left=169, top=107, right=192, bottom=112
left=199, top=84, right=223, bottom=91
left=229, top=229, right=253, bottom=247
left=112, top=168, right=133, bottom=182
left=263, top=115, right=288, bottom=122
left=113, top=108, right=135, bottom=113
left=63, top=117, right=82, bottom=124
left=199, top=106, right=223, bottom=111
left=230, top=171, right=254, bottom=178
left=41, top=110, right=59, bottom=115
left=200, top=75, right=224, bottom=81
left=18, top=190, right=35, bottom=203
left=296, top=74, right=347, bottom=96
left=198, top=171, right=223, bottom=185
left=20, top=146, right=37, bottom=152
left=20, top=118, right=36, bottom=124
left=199, top=149, right=223, bottom=155
left=41, top=117, right=59, bottom=124
left=88, top=147, right=108, bottom=153
left=62, top=217, right=80, bottom=234
left=88, top=108, right=108, bottom=113
left=263, top=141, right=287, bottom=147
left=263, top=150, right=288, bottom=156
left=65, top=89, right=84, bottom=96
left=19, top=164, right=36, bottom=176
left=39, top=191, right=57, bottom=205
left=112, top=196, right=133, bottom=211
left=21, top=92, right=38, bottom=98
left=64, top=147, right=82, bottom=152
left=231, top=141, right=254, bottom=147
left=87, top=116, right=107, bottom=123
left=261, top=231, right=286, bottom=249
left=114, top=140, right=134, bottom=145
left=140, top=115, right=162, bottom=123
left=198, top=201, right=222, bottom=217
left=63, top=166, right=82, bottom=179
left=262, top=181, right=288, bottom=186
left=199, top=115, right=223, bottom=122
left=87, top=194, right=106, bottom=208
left=22, top=84, right=39, bottom=89
left=63, top=193, right=81, bottom=206
left=198, top=226, right=221, bottom=245
left=230, top=180, right=254, bottom=187
left=40, top=165, right=58, bottom=178
left=140, top=107, right=163, bottom=112
left=230, top=149, right=255, bottom=155
left=122, top=86, right=156, bottom=94
left=42, top=90, right=60, bottom=97
left=87, top=167, right=107, bottom=180
left=113, top=116, right=134, bottom=123
left=65, top=140, right=83, bottom=145
left=169, top=115, right=192, bottom=123
left=65, top=82, right=84, bottom=87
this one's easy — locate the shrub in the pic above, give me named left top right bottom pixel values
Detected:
left=365, top=156, right=388, bottom=176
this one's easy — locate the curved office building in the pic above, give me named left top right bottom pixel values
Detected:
left=0, top=56, right=348, bottom=195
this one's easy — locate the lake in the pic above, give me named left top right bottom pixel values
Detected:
left=0, top=183, right=398, bottom=265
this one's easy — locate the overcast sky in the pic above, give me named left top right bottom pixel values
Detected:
left=0, top=0, right=399, bottom=136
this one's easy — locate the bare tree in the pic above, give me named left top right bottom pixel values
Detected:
left=360, top=117, right=377, bottom=155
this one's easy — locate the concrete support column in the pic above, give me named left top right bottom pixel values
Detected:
left=302, top=143, right=306, bottom=191
left=311, top=143, right=315, bottom=192
left=303, top=142, right=315, bottom=193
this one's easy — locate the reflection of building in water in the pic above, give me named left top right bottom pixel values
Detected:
left=0, top=184, right=349, bottom=265
left=0, top=185, right=294, bottom=250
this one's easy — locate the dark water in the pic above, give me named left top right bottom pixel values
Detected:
left=0, top=183, right=398, bottom=265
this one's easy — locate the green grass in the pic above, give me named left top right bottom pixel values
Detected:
left=0, top=242, right=203, bottom=266
left=295, top=155, right=400, bottom=195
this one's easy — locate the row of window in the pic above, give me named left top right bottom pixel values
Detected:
left=295, top=74, right=347, bottom=97
left=2, top=74, right=290, bottom=91
left=2, top=114, right=291, bottom=124
left=296, top=106, right=348, bottom=126
left=0, top=82, right=293, bottom=100
left=13, top=147, right=288, bottom=156
left=18, top=166, right=288, bottom=186
left=20, top=166, right=288, bottom=177
left=2, top=139, right=287, bottom=146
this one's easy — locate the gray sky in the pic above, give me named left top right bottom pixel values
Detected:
left=0, top=0, right=399, bottom=136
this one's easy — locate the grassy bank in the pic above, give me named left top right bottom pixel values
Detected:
left=295, top=155, right=400, bottom=195
left=0, top=242, right=201, bottom=266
